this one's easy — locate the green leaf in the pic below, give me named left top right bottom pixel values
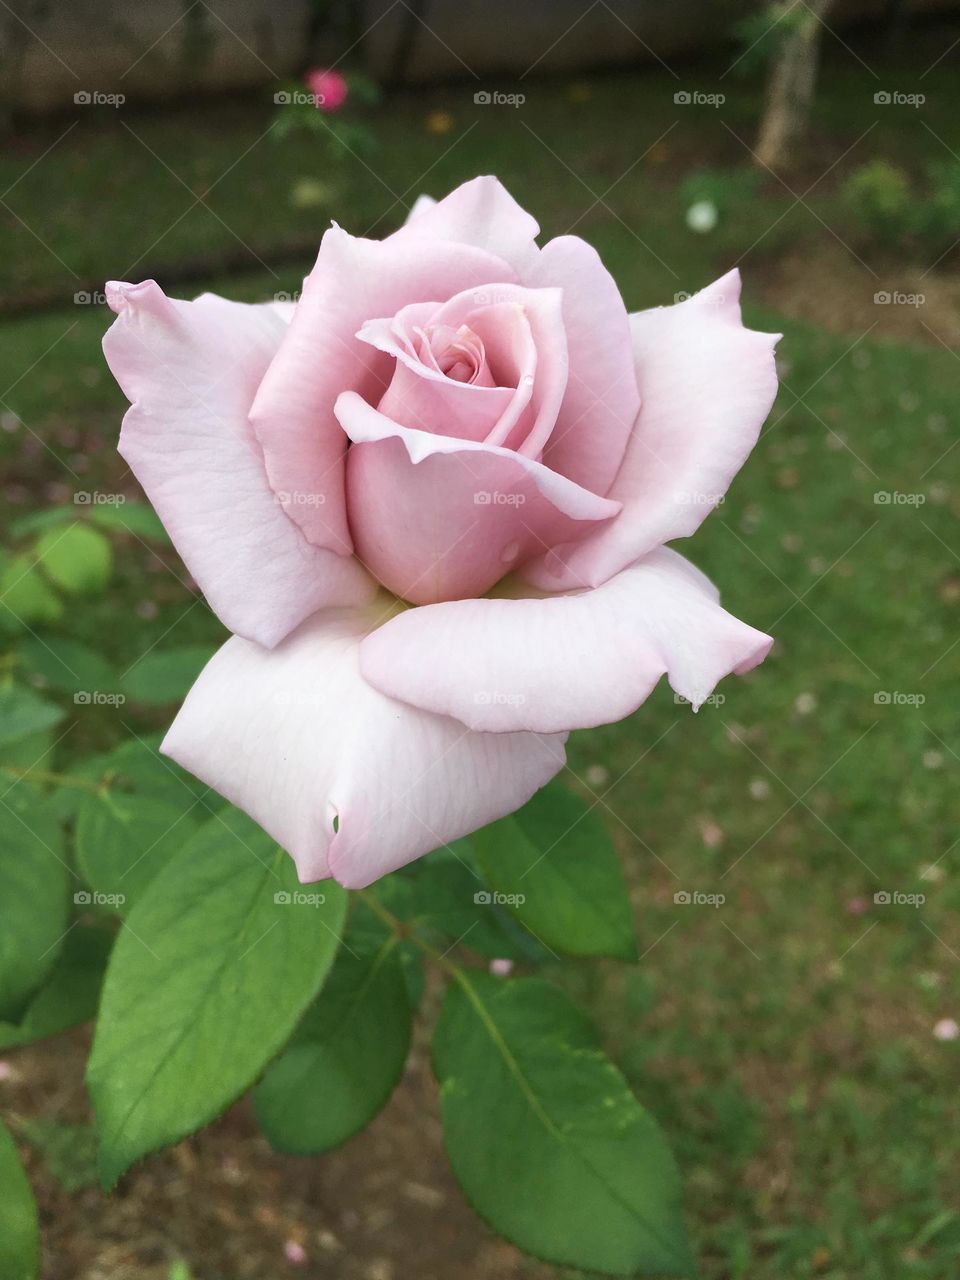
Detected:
left=0, top=795, right=69, bottom=1021
left=7, top=507, right=75, bottom=540
left=473, top=782, right=637, bottom=961
left=0, top=554, right=63, bottom=630
left=433, top=975, right=693, bottom=1277
left=397, top=845, right=548, bottom=962
left=76, top=792, right=200, bottom=914
left=87, top=807, right=347, bottom=1187
left=0, top=1119, right=39, bottom=1280
left=35, top=524, right=112, bottom=595
left=120, top=646, right=216, bottom=705
left=17, top=635, right=115, bottom=697
left=0, top=924, right=113, bottom=1050
left=87, top=500, right=169, bottom=542
left=90, top=734, right=210, bottom=808
left=254, top=936, right=413, bottom=1153
left=0, top=685, right=65, bottom=754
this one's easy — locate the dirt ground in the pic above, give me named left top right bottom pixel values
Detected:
left=5, top=1021, right=556, bottom=1280
left=759, top=240, right=960, bottom=349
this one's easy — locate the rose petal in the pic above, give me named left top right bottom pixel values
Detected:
left=162, top=602, right=566, bottom=889
left=427, top=284, right=568, bottom=455
left=250, top=226, right=520, bottom=551
left=337, top=391, right=620, bottom=604
left=358, top=305, right=523, bottom=444
left=405, top=193, right=437, bottom=224
left=103, top=280, right=375, bottom=648
left=525, top=235, right=640, bottom=495
left=393, top=175, right=540, bottom=276
left=524, top=269, right=780, bottom=590
left=377, top=360, right=518, bottom=443
left=360, top=546, right=772, bottom=733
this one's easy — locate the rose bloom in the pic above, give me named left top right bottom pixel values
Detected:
left=103, top=177, right=779, bottom=888
left=303, top=67, right=348, bottom=112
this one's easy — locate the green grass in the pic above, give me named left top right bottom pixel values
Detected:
left=559, top=307, right=960, bottom=1278
left=2, top=44, right=959, bottom=1280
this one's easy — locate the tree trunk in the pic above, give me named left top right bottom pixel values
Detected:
left=754, top=0, right=834, bottom=171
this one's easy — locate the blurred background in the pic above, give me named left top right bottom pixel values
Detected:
left=1, top=1, right=959, bottom=1277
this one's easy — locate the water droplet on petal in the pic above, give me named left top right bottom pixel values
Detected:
left=500, top=540, right=520, bottom=564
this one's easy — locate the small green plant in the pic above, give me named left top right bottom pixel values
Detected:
left=841, top=159, right=915, bottom=249
left=842, top=158, right=960, bottom=260
left=917, top=159, right=960, bottom=256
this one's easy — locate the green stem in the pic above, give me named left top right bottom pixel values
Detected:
left=357, top=888, right=453, bottom=969
left=0, top=764, right=104, bottom=793
left=357, top=889, right=548, bottom=1122
left=356, top=888, right=494, bottom=1009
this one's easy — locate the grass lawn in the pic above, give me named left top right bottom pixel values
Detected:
left=1, top=38, right=958, bottom=1280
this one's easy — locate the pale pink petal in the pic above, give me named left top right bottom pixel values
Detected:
left=358, top=305, right=521, bottom=445
left=524, top=270, right=780, bottom=591
left=102, top=280, right=375, bottom=649
left=525, top=236, right=639, bottom=494
left=393, top=175, right=540, bottom=275
left=360, top=547, right=773, bottom=733
left=336, top=392, right=620, bottom=604
left=249, top=226, right=520, bottom=550
left=428, top=284, right=568, bottom=455
left=377, top=360, right=517, bottom=444
left=404, top=193, right=437, bottom=224
left=161, top=602, right=566, bottom=889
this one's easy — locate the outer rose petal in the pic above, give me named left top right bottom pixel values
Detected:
left=250, top=226, right=520, bottom=551
left=404, top=193, right=437, bottom=224
left=359, top=547, right=773, bottom=734
left=161, top=602, right=567, bottom=889
left=393, top=175, right=540, bottom=276
left=102, top=280, right=375, bottom=649
left=525, top=236, right=639, bottom=495
left=337, top=392, right=620, bottom=604
left=524, top=269, right=780, bottom=591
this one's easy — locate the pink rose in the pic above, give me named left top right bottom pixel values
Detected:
left=103, top=177, right=779, bottom=889
left=303, top=67, right=348, bottom=112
